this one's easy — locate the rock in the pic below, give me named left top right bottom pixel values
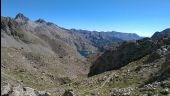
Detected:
left=90, top=92, right=97, bottom=96
left=1, top=82, right=13, bottom=96
left=23, top=87, right=39, bottom=96
left=160, top=88, right=169, bottom=95
left=139, top=94, right=148, bottom=96
left=161, top=80, right=170, bottom=88
left=143, top=84, right=157, bottom=91
left=12, top=85, right=25, bottom=96
left=110, top=87, right=134, bottom=96
left=1, top=83, right=50, bottom=96
left=62, top=89, right=77, bottom=96
left=37, top=91, right=50, bottom=96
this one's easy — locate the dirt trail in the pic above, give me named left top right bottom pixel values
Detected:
left=79, top=72, right=116, bottom=95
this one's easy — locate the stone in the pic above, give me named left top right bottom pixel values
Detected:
left=62, top=89, right=77, bottom=96
left=110, top=87, right=133, bottom=96
left=1, top=82, right=13, bottom=96
left=12, top=85, right=25, bottom=96
left=160, top=88, right=169, bottom=95
left=1, top=82, right=50, bottom=96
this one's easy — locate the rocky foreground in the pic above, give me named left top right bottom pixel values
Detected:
left=1, top=82, right=50, bottom=96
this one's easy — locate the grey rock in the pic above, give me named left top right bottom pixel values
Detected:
left=110, top=87, right=134, bottom=96
left=62, top=89, right=77, bottom=96
left=1, top=83, right=50, bottom=96
left=161, top=80, right=170, bottom=88
left=160, top=88, right=169, bottom=95
left=1, top=82, right=13, bottom=96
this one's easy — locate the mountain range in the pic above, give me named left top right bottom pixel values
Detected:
left=1, top=13, right=170, bottom=96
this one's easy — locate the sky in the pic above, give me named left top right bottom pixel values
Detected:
left=1, top=0, right=170, bottom=37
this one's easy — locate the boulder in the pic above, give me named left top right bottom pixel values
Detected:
left=160, top=88, right=169, bottom=95
left=1, top=82, right=50, bottom=96
left=62, top=89, right=77, bottom=96
left=1, top=82, right=13, bottom=96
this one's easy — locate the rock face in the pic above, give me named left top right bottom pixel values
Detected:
left=1, top=82, right=50, bottom=96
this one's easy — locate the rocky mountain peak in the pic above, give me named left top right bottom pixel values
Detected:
left=152, top=28, right=170, bottom=40
left=35, top=18, right=47, bottom=24
left=15, top=13, right=29, bottom=21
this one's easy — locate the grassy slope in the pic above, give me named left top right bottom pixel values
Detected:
left=41, top=55, right=165, bottom=96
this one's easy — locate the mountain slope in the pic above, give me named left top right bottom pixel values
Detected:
left=1, top=14, right=90, bottom=90
left=49, top=47, right=169, bottom=96
left=152, top=28, right=170, bottom=40
left=89, top=29, right=170, bottom=76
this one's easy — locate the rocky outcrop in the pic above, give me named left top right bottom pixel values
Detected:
left=110, top=87, right=134, bottom=96
left=147, top=45, right=169, bottom=62
left=15, top=13, right=29, bottom=22
left=152, top=28, right=170, bottom=40
left=1, top=82, right=50, bottom=96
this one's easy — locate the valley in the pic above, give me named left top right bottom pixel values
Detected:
left=1, top=13, right=170, bottom=96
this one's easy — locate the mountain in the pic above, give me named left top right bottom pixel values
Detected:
left=1, top=13, right=139, bottom=90
left=1, top=14, right=92, bottom=90
left=70, top=29, right=142, bottom=51
left=89, top=29, right=170, bottom=76
left=2, top=13, right=169, bottom=96
left=152, top=28, right=170, bottom=40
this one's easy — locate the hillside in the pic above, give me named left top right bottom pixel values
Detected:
left=1, top=14, right=90, bottom=91
left=89, top=29, right=170, bottom=76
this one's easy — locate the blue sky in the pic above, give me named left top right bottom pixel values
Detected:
left=2, top=0, right=170, bottom=37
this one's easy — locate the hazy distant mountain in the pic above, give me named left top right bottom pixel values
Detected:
left=70, top=29, right=142, bottom=51
left=71, top=29, right=142, bottom=41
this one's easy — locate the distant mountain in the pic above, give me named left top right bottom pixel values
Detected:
left=71, top=29, right=142, bottom=41
left=70, top=29, right=142, bottom=51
